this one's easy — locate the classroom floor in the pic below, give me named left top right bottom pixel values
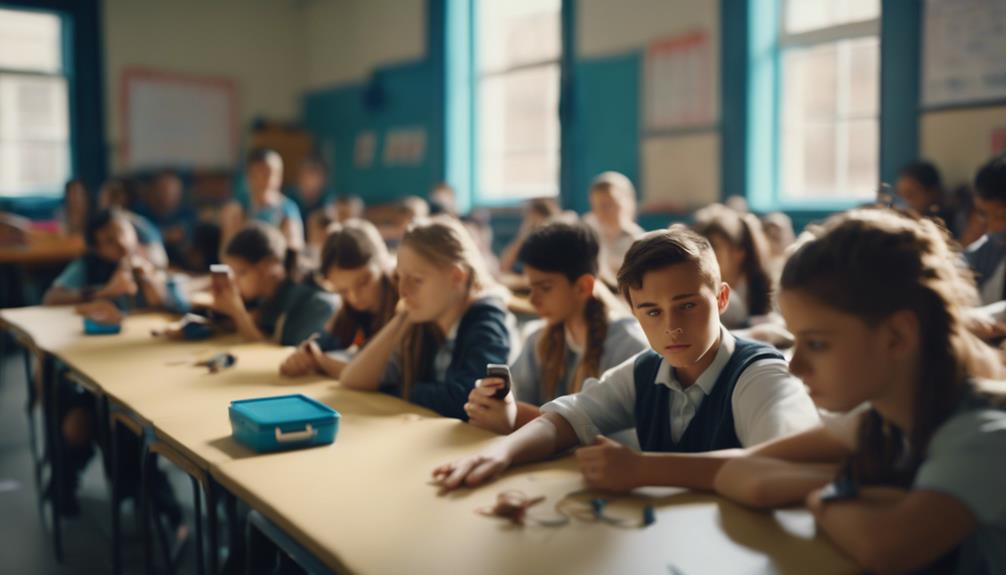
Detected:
left=0, top=344, right=201, bottom=574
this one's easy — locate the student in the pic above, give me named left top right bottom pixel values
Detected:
left=281, top=219, right=399, bottom=378
left=41, top=209, right=188, bottom=533
left=965, top=155, right=1006, bottom=305
left=712, top=208, right=1006, bottom=574
left=383, top=195, right=431, bottom=248
left=429, top=182, right=458, bottom=217
left=340, top=216, right=514, bottom=419
left=761, top=211, right=796, bottom=279
left=221, top=147, right=304, bottom=252
left=98, top=178, right=168, bottom=269
left=465, top=221, right=649, bottom=435
left=58, top=178, right=89, bottom=236
left=43, top=208, right=184, bottom=311
left=583, top=171, right=645, bottom=282
left=692, top=203, right=774, bottom=328
left=433, top=227, right=818, bottom=491
left=138, top=170, right=196, bottom=269
left=896, top=160, right=963, bottom=237
left=333, top=194, right=365, bottom=223
left=290, top=155, right=332, bottom=220
left=499, top=197, right=563, bottom=273
left=214, top=221, right=339, bottom=345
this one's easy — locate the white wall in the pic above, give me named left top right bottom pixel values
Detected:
left=920, top=107, right=1006, bottom=188
left=103, top=0, right=310, bottom=171
left=304, top=0, right=426, bottom=90
left=577, top=0, right=718, bottom=58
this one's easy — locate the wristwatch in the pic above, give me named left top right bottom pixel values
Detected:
left=818, top=475, right=859, bottom=503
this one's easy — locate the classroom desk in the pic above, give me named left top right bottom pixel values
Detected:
left=0, top=307, right=858, bottom=575
left=0, top=232, right=84, bottom=265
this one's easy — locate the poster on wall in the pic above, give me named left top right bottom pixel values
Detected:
left=122, top=69, right=237, bottom=170
left=644, top=30, right=717, bottom=131
left=923, top=0, right=1006, bottom=108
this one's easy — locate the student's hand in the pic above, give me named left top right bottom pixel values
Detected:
left=280, top=346, right=319, bottom=377
left=304, top=342, right=347, bottom=378
left=211, top=274, right=246, bottom=318
left=464, top=378, right=518, bottom=435
left=75, top=299, right=124, bottom=325
left=575, top=436, right=643, bottom=493
left=962, top=308, right=1006, bottom=342
left=431, top=445, right=512, bottom=493
left=96, top=264, right=138, bottom=299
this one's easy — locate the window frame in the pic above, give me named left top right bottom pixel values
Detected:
left=749, top=0, right=881, bottom=212
left=0, top=5, right=75, bottom=199
left=470, top=0, right=563, bottom=207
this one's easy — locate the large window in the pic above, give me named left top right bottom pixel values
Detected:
left=777, top=0, right=879, bottom=203
left=0, top=7, right=71, bottom=198
left=475, top=0, right=561, bottom=202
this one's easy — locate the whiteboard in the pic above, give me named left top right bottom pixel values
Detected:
left=122, top=69, right=237, bottom=170
left=923, top=0, right=1006, bottom=108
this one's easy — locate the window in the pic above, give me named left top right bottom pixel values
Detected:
left=0, top=8, right=71, bottom=198
left=475, top=0, right=561, bottom=202
left=777, top=0, right=879, bottom=204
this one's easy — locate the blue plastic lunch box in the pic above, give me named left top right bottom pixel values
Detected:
left=228, top=394, right=340, bottom=453
left=83, top=317, right=122, bottom=335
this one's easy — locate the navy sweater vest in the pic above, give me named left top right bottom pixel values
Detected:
left=633, top=338, right=784, bottom=453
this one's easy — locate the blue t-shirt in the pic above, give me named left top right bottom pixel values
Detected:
left=52, top=256, right=189, bottom=313
left=239, top=194, right=303, bottom=230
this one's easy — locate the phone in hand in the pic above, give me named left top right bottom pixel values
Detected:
left=210, top=264, right=232, bottom=291
left=486, top=364, right=511, bottom=400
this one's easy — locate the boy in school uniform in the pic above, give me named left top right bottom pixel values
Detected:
left=434, top=227, right=819, bottom=492
left=965, top=155, right=1006, bottom=305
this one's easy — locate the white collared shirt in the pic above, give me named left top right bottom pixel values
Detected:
left=541, top=327, right=820, bottom=448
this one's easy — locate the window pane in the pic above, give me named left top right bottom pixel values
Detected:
left=844, top=119, right=878, bottom=199
left=844, top=37, right=879, bottom=117
left=782, top=43, right=837, bottom=120
left=785, top=0, right=879, bottom=34
left=478, top=64, right=559, bottom=199
left=478, top=0, right=560, bottom=73
left=0, top=8, right=63, bottom=73
left=0, top=141, right=69, bottom=196
left=0, top=74, right=69, bottom=141
left=782, top=122, right=836, bottom=200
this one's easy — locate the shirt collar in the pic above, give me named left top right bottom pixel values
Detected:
left=654, top=326, right=735, bottom=396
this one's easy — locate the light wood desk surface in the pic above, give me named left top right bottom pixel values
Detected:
left=0, top=232, right=84, bottom=265
left=0, top=306, right=858, bottom=575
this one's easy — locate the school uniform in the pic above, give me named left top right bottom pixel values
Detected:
left=966, top=232, right=1006, bottom=305
left=511, top=316, right=649, bottom=406
left=584, top=214, right=645, bottom=280
left=379, top=296, right=516, bottom=420
left=239, top=193, right=303, bottom=231
left=913, top=386, right=1006, bottom=575
left=254, top=278, right=340, bottom=346
left=541, top=327, right=820, bottom=451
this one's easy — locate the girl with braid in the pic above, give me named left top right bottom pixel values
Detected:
left=465, top=221, right=649, bottom=435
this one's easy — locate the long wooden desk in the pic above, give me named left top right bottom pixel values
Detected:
left=0, top=306, right=858, bottom=575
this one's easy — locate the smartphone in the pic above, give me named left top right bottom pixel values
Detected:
left=486, top=364, right=511, bottom=400
left=210, top=264, right=232, bottom=290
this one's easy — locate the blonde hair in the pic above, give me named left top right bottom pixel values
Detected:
left=398, top=215, right=509, bottom=397
left=590, top=171, right=638, bottom=222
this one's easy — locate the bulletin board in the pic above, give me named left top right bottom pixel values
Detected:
left=641, top=132, right=720, bottom=210
left=120, top=68, right=238, bottom=170
left=922, top=0, right=1006, bottom=108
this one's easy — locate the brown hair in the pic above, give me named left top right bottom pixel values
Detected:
left=616, top=226, right=721, bottom=305
left=398, top=216, right=509, bottom=397
left=320, top=219, right=398, bottom=349
left=224, top=221, right=302, bottom=281
left=781, top=208, right=1004, bottom=487
left=692, top=203, right=773, bottom=316
left=519, top=221, right=627, bottom=398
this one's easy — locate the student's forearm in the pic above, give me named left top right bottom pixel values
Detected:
left=749, top=425, right=852, bottom=462
left=715, top=457, right=838, bottom=509
left=635, top=450, right=746, bottom=491
left=812, top=491, right=915, bottom=574
left=138, top=276, right=167, bottom=308
left=317, top=355, right=347, bottom=378
left=232, top=311, right=267, bottom=342
left=502, top=413, right=580, bottom=465
left=43, top=287, right=83, bottom=306
left=514, top=402, right=541, bottom=429
left=339, top=314, right=409, bottom=390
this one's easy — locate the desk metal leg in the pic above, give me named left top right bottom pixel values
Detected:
left=207, top=477, right=220, bottom=574
left=43, top=357, right=64, bottom=562
left=244, top=510, right=335, bottom=575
